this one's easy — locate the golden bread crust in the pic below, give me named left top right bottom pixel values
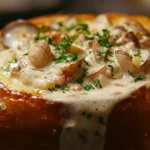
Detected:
left=0, top=13, right=150, bottom=150
left=29, top=13, right=150, bottom=31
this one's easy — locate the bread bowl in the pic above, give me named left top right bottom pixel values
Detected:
left=0, top=13, right=150, bottom=150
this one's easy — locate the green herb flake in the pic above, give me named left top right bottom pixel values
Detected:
left=98, top=116, right=105, bottom=125
left=134, top=50, right=141, bottom=57
left=128, top=71, right=135, bottom=77
left=34, top=26, right=45, bottom=41
left=83, top=85, right=94, bottom=91
left=48, top=85, right=70, bottom=93
left=61, top=85, right=70, bottom=93
left=14, top=58, right=17, bottom=63
left=134, top=76, right=147, bottom=82
left=59, top=36, right=71, bottom=49
left=23, top=52, right=28, bottom=56
left=77, top=20, right=89, bottom=31
left=85, top=35, right=94, bottom=40
left=84, top=60, right=91, bottom=66
left=97, top=51, right=105, bottom=57
left=48, top=87, right=56, bottom=93
left=93, top=79, right=102, bottom=88
left=102, top=29, right=110, bottom=36
left=97, top=29, right=112, bottom=48
left=78, top=133, right=87, bottom=144
left=54, top=52, right=78, bottom=63
left=34, top=26, right=55, bottom=46
left=128, top=71, right=147, bottom=82
left=77, top=69, right=88, bottom=84
left=66, top=24, right=76, bottom=31
left=105, top=51, right=114, bottom=62
left=108, top=64, right=114, bottom=76
left=86, top=113, right=92, bottom=119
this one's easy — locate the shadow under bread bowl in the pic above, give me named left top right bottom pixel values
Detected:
left=0, top=13, right=150, bottom=150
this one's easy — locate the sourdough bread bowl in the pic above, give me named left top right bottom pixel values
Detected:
left=0, top=13, right=150, bottom=150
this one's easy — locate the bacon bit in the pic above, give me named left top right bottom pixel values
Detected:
left=124, top=31, right=140, bottom=49
left=10, top=66, right=20, bottom=77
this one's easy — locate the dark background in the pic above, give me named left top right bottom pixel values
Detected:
left=0, top=0, right=149, bottom=28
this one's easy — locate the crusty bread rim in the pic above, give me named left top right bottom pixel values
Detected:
left=29, top=13, right=150, bottom=32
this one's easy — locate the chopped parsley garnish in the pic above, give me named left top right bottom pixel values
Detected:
left=66, top=24, right=76, bottom=31
left=82, top=112, right=92, bottom=119
left=102, top=29, right=110, bottom=35
left=84, top=60, right=91, bottom=66
left=134, top=76, right=147, bottom=82
left=0, top=65, right=11, bottom=72
left=48, top=87, right=56, bottom=93
left=23, top=52, right=28, bottom=56
left=97, top=51, right=105, bottom=57
left=98, top=116, right=105, bottom=125
left=134, top=50, right=141, bottom=57
left=77, top=20, right=89, bottom=32
left=128, top=71, right=147, bottom=82
left=59, top=36, right=72, bottom=49
left=93, top=79, right=102, bottom=88
left=96, top=29, right=112, bottom=48
left=34, top=26, right=45, bottom=41
left=54, top=52, right=78, bottom=63
left=77, top=68, right=88, bottom=84
left=35, top=26, right=55, bottom=45
left=55, top=36, right=75, bottom=51
left=82, top=79, right=102, bottom=91
left=85, top=34, right=94, bottom=40
left=61, top=85, right=70, bottom=93
left=48, top=85, right=70, bottom=93
left=14, top=58, right=17, bottom=63
left=78, top=133, right=87, bottom=144
left=108, top=64, right=114, bottom=76
left=83, top=84, right=94, bottom=91
left=128, top=71, right=135, bottom=77
left=105, top=50, right=114, bottom=62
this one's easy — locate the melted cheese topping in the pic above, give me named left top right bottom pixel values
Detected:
left=0, top=15, right=150, bottom=150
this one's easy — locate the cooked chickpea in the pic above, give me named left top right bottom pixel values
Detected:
left=28, top=40, right=53, bottom=69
